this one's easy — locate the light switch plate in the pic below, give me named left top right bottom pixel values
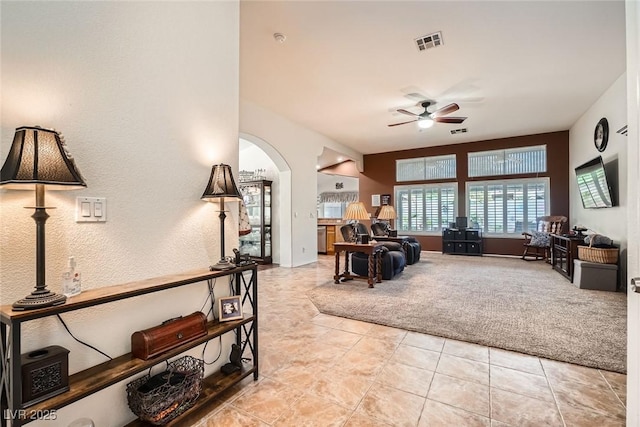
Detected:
left=76, top=197, right=107, bottom=222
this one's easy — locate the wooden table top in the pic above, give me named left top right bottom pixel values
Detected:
left=333, top=242, right=384, bottom=253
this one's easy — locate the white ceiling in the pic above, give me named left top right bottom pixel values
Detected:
left=240, top=1, right=626, bottom=168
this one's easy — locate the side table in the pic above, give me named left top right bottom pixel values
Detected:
left=550, top=234, right=583, bottom=282
left=333, top=242, right=384, bottom=288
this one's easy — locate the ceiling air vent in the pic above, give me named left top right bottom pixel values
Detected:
left=617, top=125, right=627, bottom=136
left=415, top=31, right=443, bottom=51
left=450, top=128, right=467, bottom=135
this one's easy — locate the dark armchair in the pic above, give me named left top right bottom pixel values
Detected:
left=371, top=222, right=390, bottom=237
left=340, top=224, right=405, bottom=280
left=371, top=222, right=422, bottom=265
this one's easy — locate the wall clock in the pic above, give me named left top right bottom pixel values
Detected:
left=594, top=117, right=609, bottom=152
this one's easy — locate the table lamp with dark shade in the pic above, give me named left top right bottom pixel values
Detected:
left=0, top=126, right=87, bottom=310
left=377, top=205, right=397, bottom=236
left=343, top=201, right=369, bottom=243
left=201, top=163, right=242, bottom=270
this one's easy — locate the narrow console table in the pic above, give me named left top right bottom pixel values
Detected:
left=0, top=265, right=258, bottom=426
left=333, top=242, right=383, bottom=288
left=550, top=234, right=583, bottom=282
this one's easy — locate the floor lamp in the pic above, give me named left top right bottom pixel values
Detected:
left=0, top=126, right=87, bottom=310
left=343, top=201, right=369, bottom=243
left=201, top=164, right=242, bottom=270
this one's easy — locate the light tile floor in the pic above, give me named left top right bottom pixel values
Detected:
left=198, top=256, right=626, bottom=426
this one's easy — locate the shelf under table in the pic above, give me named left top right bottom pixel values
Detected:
left=19, top=317, right=254, bottom=419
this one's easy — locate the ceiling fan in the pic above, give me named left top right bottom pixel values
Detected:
left=388, top=101, right=467, bottom=129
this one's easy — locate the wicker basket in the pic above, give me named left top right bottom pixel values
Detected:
left=126, top=356, right=204, bottom=425
left=577, top=235, right=619, bottom=264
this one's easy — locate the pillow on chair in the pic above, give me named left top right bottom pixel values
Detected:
left=530, top=231, right=550, bottom=247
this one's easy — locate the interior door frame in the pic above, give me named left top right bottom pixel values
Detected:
left=626, top=1, right=639, bottom=425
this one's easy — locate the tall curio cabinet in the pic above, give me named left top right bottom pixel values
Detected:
left=239, top=180, right=273, bottom=264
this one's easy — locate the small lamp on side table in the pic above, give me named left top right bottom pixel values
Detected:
left=377, top=205, right=397, bottom=236
left=343, top=201, right=369, bottom=243
left=0, top=126, right=87, bottom=310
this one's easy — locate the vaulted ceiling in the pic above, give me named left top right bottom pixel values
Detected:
left=240, top=1, right=626, bottom=167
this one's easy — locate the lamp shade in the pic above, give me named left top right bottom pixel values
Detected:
left=0, top=126, right=86, bottom=190
left=201, top=163, right=242, bottom=201
left=377, top=205, right=397, bottom=220
left=344, top=201, right=369, bottom=221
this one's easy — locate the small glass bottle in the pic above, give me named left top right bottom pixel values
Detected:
left=62, top=256, right=82, bottom=297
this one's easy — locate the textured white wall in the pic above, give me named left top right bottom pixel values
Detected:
left=569, top=73, right=627, bottom=286
left=240, top=100, right=362, bottom=266
left=0, top=2, right=239, bottom=425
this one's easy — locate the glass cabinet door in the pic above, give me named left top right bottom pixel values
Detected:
left=239, top=180, right=273, bottom=264
left=264, top=184, right=271, bottom=258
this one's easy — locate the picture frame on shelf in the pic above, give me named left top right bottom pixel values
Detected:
left=219, top=295, right=243, bottom=322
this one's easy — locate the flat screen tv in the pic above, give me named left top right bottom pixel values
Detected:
left=575, top=156, right=614, bottom=209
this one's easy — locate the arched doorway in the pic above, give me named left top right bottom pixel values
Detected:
left=239, top=133, right=293, bottom=267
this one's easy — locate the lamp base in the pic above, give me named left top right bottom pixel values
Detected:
left=12, top=289, right=67, bottom=311
left=209, top=259, right=236, bottom=271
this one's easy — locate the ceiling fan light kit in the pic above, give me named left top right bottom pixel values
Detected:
left=388, top=101, right=467, bottom=129
left=418, top=118, right=434, bottom=129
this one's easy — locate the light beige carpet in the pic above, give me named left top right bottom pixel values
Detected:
left=308, top=253, right=627, bottom=373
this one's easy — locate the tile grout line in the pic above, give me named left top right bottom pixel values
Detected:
left=314, top=313, right=387, bottom=426
left=540, top=360, right=568, bottom=427
left=342, top=333, right=404, bottom=427
left=488, top=346, right=493, bottom=425
left=413, top=339, right=442, bottom=426
left=598, top=369, right=627, bottom=408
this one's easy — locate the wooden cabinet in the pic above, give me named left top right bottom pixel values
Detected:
left=326, top=226, right=336, bottom=255
left=442, top=228, right=483, bottom=256
left=0, top=265, right=258, bottom=426
left=317, top=224, right=345, bottom=255
left=239, top=180, right=272, bottom=264
left=551, top=234, right=582, bottom=281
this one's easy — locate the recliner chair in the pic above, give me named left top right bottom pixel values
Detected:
left=370, top=222, right=422, bottom=265
left=339, top=224, right=405, bottom=280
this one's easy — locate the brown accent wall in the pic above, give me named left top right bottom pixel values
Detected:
left=359, top=131, right=570, bottom=256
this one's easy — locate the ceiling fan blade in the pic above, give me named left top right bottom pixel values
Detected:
left=431, top=103, right=460, bottom=118
left=388, top=119, right=418, bottom=127
left=397, top=109, right=420, bottom=117
left=434, top=116, right=467, bottom=124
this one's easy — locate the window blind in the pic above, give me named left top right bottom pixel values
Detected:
left=395, top=183, right=457, bottom=233
left=468, top=145, right=546, bottom=178
left=396, top=154, right=456, bottom=182
left=466, top=178, right=550, bottom=235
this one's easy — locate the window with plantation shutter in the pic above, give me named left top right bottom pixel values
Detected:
left=468, top=145, right=546, bottom=178
left=396, top=154, right=456, bottom=182
left=466, top=178, right=550, bottom=236
left=395, top=183, right=457, bottom=233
